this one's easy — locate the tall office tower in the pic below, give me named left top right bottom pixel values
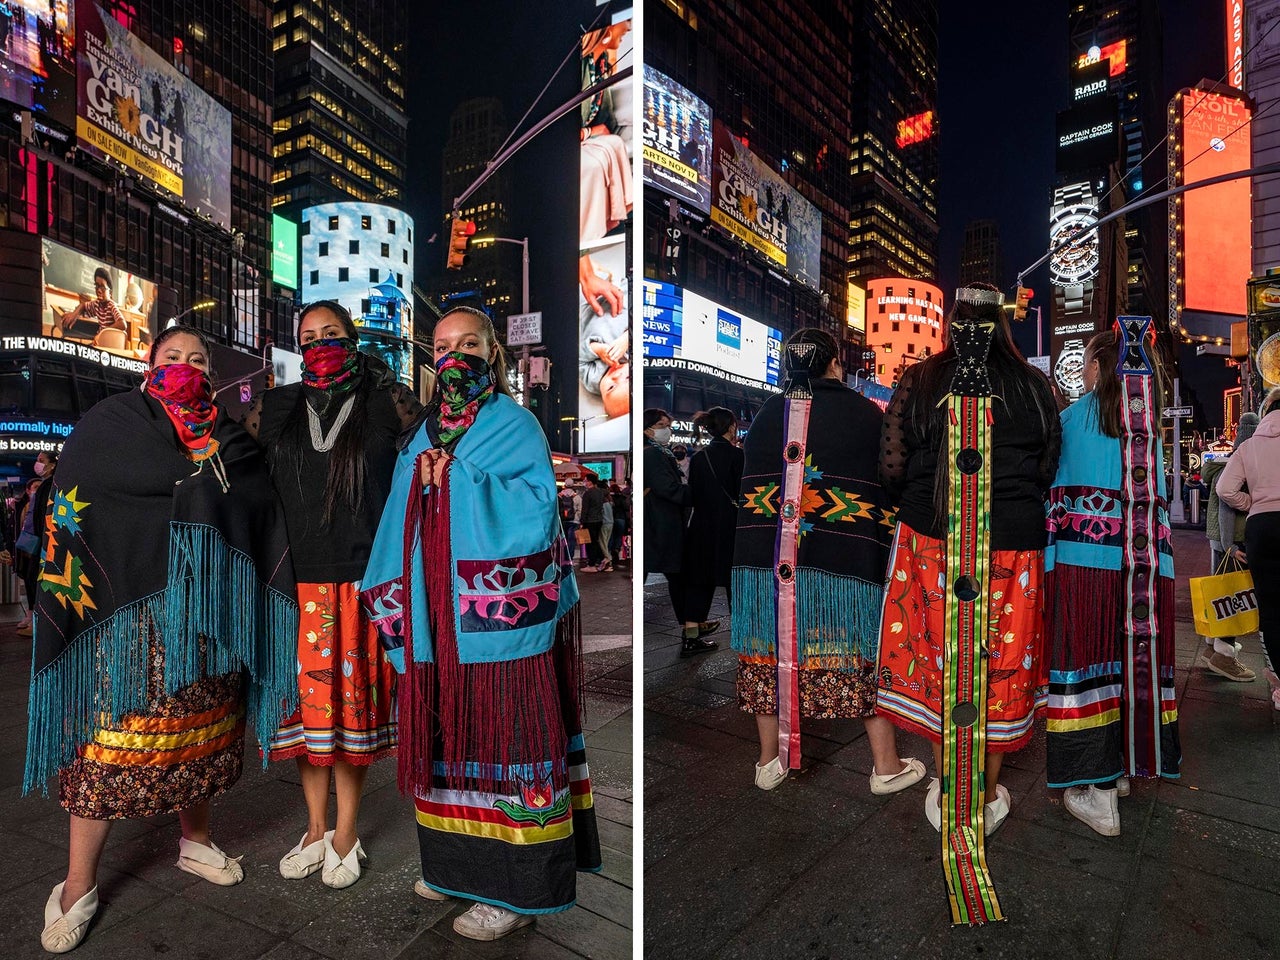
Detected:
left=1067, top=0, right=1166, bottom=319
left=431, top=97, right=522, bottom=332
left=271, top=0, right=408, bottom=219
left=0, top=0, right=286, bottom=459
left=958, top=219, right=1004, bottom=288
left=644, top=0, right=938, bottom=426
left=846, top=0, right=940, bottom=288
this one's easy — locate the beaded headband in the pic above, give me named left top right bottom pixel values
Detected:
left=954, top=287, right=1005, bottom=306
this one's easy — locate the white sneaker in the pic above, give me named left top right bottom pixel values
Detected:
left=1063, top=784, right=1121, bottom=837
left=452, top=902, right=535, bottom=941
left=753, top=755, right=787, bottom=790
left=413, top=879, right=450, bottom=901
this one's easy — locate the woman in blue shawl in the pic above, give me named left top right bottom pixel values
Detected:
left=361, top=307, right=601, bottom=942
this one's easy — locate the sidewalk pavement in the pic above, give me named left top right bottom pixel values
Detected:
left=0, top=565, right=632, bottom=960
left=644, top=530, right=1280, bottom=960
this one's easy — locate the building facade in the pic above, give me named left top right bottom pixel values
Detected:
left=0, top=0, right=284, bottom=471
left=270, top=0, right=408, bottom=218
left=958, top=219, right=1003, bottom=288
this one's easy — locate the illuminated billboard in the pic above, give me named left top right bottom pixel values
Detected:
left=895, top=111, right=935, bottom=149
left=847, top=281, right=866, bottom=333
left=0, top=1, right=76, bottom=130
left=710, top=119, right=821, bottom=292
left=865, top=278, right=944, bottom=383
left=75, top=3, right=232, bottom=229
left=39, top=237, right=155, bottom=374
left=272, top=214, right=298, bottom=290
left=1227, top=2, right=1244, bottom=90
left=1071, top=60, right=1110, bottom=103
left=641, top=279, right=781, bottom=388
left=642, top=65, right=712, bottom=214
left=1056, top=95, right=1119, bottom=172
left=578, top=16, right=633, bottom=455
left=1175, top=89, right=1251, bottom=324
left=1076, top=40, right=1127, bottom=78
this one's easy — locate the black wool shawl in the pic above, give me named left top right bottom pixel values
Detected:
left=25, top=388, right=299, bottom=793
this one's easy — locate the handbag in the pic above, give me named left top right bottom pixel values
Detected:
left=15, top=530, right=39, bottom=556
left=1189, top=554, right=1259, bottom=638
left=574, top=527, right=593, bottom=545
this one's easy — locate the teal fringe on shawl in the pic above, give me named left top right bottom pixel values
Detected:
left=730, top=566, right=883, bottom=668
left=23, top=522, right=299, bottom=796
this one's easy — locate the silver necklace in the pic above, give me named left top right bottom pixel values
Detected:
left=307, top=394, right=356, bottom=452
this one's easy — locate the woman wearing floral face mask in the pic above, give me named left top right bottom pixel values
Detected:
left=242, top=300, right=423, bottom=890
left=361, top=306, right=601, bottom=942
left=26, top=325, right=298, bottom=954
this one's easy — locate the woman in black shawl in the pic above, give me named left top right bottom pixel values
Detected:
left=242, top=300, right=422, bottom=890
left=27, top=326, right=298, bottom=954
left=680, top=407, right=743, bottom=635
left=732, top=328, right=925, bottom=794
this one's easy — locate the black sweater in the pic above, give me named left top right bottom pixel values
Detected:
left=879, top=358, right=1061, bottom=551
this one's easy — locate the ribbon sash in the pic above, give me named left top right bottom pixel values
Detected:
left=774, top=397, right=810, bottom=770
left=940, top=395, right=1003, bottom=925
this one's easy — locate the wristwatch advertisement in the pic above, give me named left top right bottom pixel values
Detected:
left=1049, top=179, right=1105, bottom=402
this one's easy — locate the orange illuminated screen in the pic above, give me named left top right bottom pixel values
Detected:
left=1182, top=92, right=1251, bottom=316
left=865, top=278, right=944, bottom=380
left=895, top=111, right=934, bottom=149
left=1076, top=40, right=1127, bottom=78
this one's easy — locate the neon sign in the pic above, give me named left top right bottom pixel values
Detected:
left=895, top=110, right=935, bottom=149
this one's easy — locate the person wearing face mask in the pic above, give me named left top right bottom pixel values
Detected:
left=644, top=408, right=714, bottom=656
left=25, top=325, right=298, bottom=954
left=361, top=306, right=600, bottom=941
left=241, top=299, right=422, bottom=890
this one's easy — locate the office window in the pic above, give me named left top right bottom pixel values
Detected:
left=396, top=273, right=403, bottom=287
left=309, top=269, right=319, bottom=285
left=318, top=241, right=329, bottom=256
left=361, top=298, right=371, bottom=314
left=369, top=268, right=379, bottom=281
left=913, top=323, right=920, bottom=334
left=361, top=215, right=371, bottom=229
left=892, top=322, right=900, bottom=332
left=338, top=266, right=349, bottom=281
left=402, top=249, right=408, bottom=264
left=349, top=240, right=359, bottom=254
left=329, top=215, right=339, bottom=229
left=300, top=221, right=310, bottom=236
left=387, top=219, right=396, bottom=234
left=381, top=242, right=389, bottom=257
left=872, top=322, right=879, bottom=333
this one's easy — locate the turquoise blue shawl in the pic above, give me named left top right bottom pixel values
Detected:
left=361, top=393, right=577, bottom=669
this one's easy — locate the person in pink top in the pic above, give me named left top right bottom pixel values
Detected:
left=1216, top=387, right=1280, bottom=710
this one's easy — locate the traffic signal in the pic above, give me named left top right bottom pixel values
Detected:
left=447, top=216, right=476, bottom=270
left=1014, top=286, right=1032, bottom=321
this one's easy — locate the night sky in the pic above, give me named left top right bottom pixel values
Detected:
left=401, top=1, right=1242, bottom=438
left=937, top=0, right=1237, bottom=428
left=405, top=0, right=624, bottom=450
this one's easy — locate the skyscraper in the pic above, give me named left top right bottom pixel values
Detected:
left=958, top=219, right=1004, bottom=288
left=430, top=98, right=522, bottom=331
left=846, top=1, right=940, bottom=290
left=271, top=0, right=408, bottom=218
left=1067, top=0, right=1166, bottom=319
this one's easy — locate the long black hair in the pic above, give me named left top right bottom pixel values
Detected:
left=271, top=301, right=393, bottom=527
left=902, top=286, right=1058, bottom=528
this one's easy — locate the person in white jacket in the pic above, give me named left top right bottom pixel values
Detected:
left=1216, top=388, right=1280, bottom=710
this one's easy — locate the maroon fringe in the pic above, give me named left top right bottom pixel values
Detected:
left=1046, top=563, right=1124, bottom=670
left=398, top=458, right=581, bottom=798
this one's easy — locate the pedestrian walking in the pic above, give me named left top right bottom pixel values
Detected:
left=11, top=473, right=45, bottom=636
left=25, top=325, right=298, bottom=954
left=681, top=408, right=742, bottom=642
left=1217, top=387, right=1280, bottom=711
left=645, top=408, right=715, bottom=654
left=1200, top=414, right=1258, bottom=681
left=877, top=286, right=1060, bottom=924
left=608, top=482, right=629, bottom=567
left=734, top=329, right=924, bottom=796
left=1046, top=324, right=1180, bottom=838
left=242, top=300, right=422, bottom=889
left=579, top=475, right=608, bottom=572
left=598, top=492, right=615, bottom=571
left=361, top=306, right=601, bottom=941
